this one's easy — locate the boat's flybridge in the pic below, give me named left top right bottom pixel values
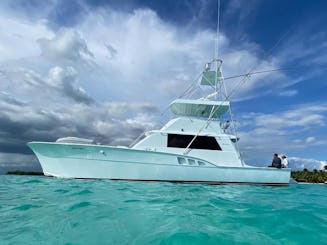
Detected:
left=132, top=59, right=243, bottom=168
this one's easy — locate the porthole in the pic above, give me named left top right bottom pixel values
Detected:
left=198, top=161, right=206, bottom=166
left=177, top=157, right=186, bottom=165
left=188, top=159, right=196, bottom=165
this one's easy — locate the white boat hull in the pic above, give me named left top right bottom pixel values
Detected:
left=28, top=142, right=291, bottom=185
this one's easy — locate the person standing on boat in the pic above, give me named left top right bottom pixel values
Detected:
left=281, top=155, right=288, bottom=168
left=271, top=153, right=282, bottom=168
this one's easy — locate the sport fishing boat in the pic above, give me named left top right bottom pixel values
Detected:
left=28, top=58, right=291, bottom=185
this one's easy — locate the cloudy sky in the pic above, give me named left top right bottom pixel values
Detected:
left=1, top=0, right=327, bottom=173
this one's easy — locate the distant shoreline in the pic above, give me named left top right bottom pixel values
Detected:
left=291, top=170, right=326, bottom=184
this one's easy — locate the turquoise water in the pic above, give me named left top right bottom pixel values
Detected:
left=1, top=176, right=326, bottom=245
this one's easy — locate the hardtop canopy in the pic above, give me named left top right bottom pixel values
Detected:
left=170, top=99, right=230, bottom=118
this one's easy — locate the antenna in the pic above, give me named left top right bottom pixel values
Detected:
left=214, top=0, right=224, bottom=100
left=214, top=0, right=221, bottom=61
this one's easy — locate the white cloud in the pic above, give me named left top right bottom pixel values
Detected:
left=47, top=66, right=93, bottom=104
left=288, top=157, right=327, bottom=171
left=104, top=43, right=117, bottom=59
left=126, top=113, right=157, bottom=128
left=0, top=66, right=93, bottom=104
left=253, top=105, right=327, bottom=129
left=305, top=136, right=315, bottom=143
left=0, top=67, right=46, bottom=97
left=0, top=15, right=52, bottom=61
left=0, top=6, right=288, bottom=106
left=0, top=94, right=157, bottom=142
left=238, top=103, right=327, bottom=165
left=69, top=8, right=286, bottom=103
left=38, top=28, right=95, bottom=66
left=278, top=89, right=298, bottom=97
left=277, top=28, right=327, bottom=67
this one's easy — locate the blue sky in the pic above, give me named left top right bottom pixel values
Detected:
left=0, top=0, right=327, bottom=173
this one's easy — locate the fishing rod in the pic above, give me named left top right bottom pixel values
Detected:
left=223, top=67, right=295, bottom=81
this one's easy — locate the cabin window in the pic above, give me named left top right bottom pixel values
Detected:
left=167, top=134, right=222, bottom=150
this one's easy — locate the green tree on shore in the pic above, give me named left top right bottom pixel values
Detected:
left=292, top=170, right=327, bottom=183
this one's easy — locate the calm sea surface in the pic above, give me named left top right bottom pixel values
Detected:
left=1, top=175, right=326, bottom=245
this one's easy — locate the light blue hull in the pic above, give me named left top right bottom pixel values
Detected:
left=28, top=142, right=291, bottom=185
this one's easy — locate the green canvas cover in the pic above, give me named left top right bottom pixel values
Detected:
left=200, top=70, right=223, bottom=86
